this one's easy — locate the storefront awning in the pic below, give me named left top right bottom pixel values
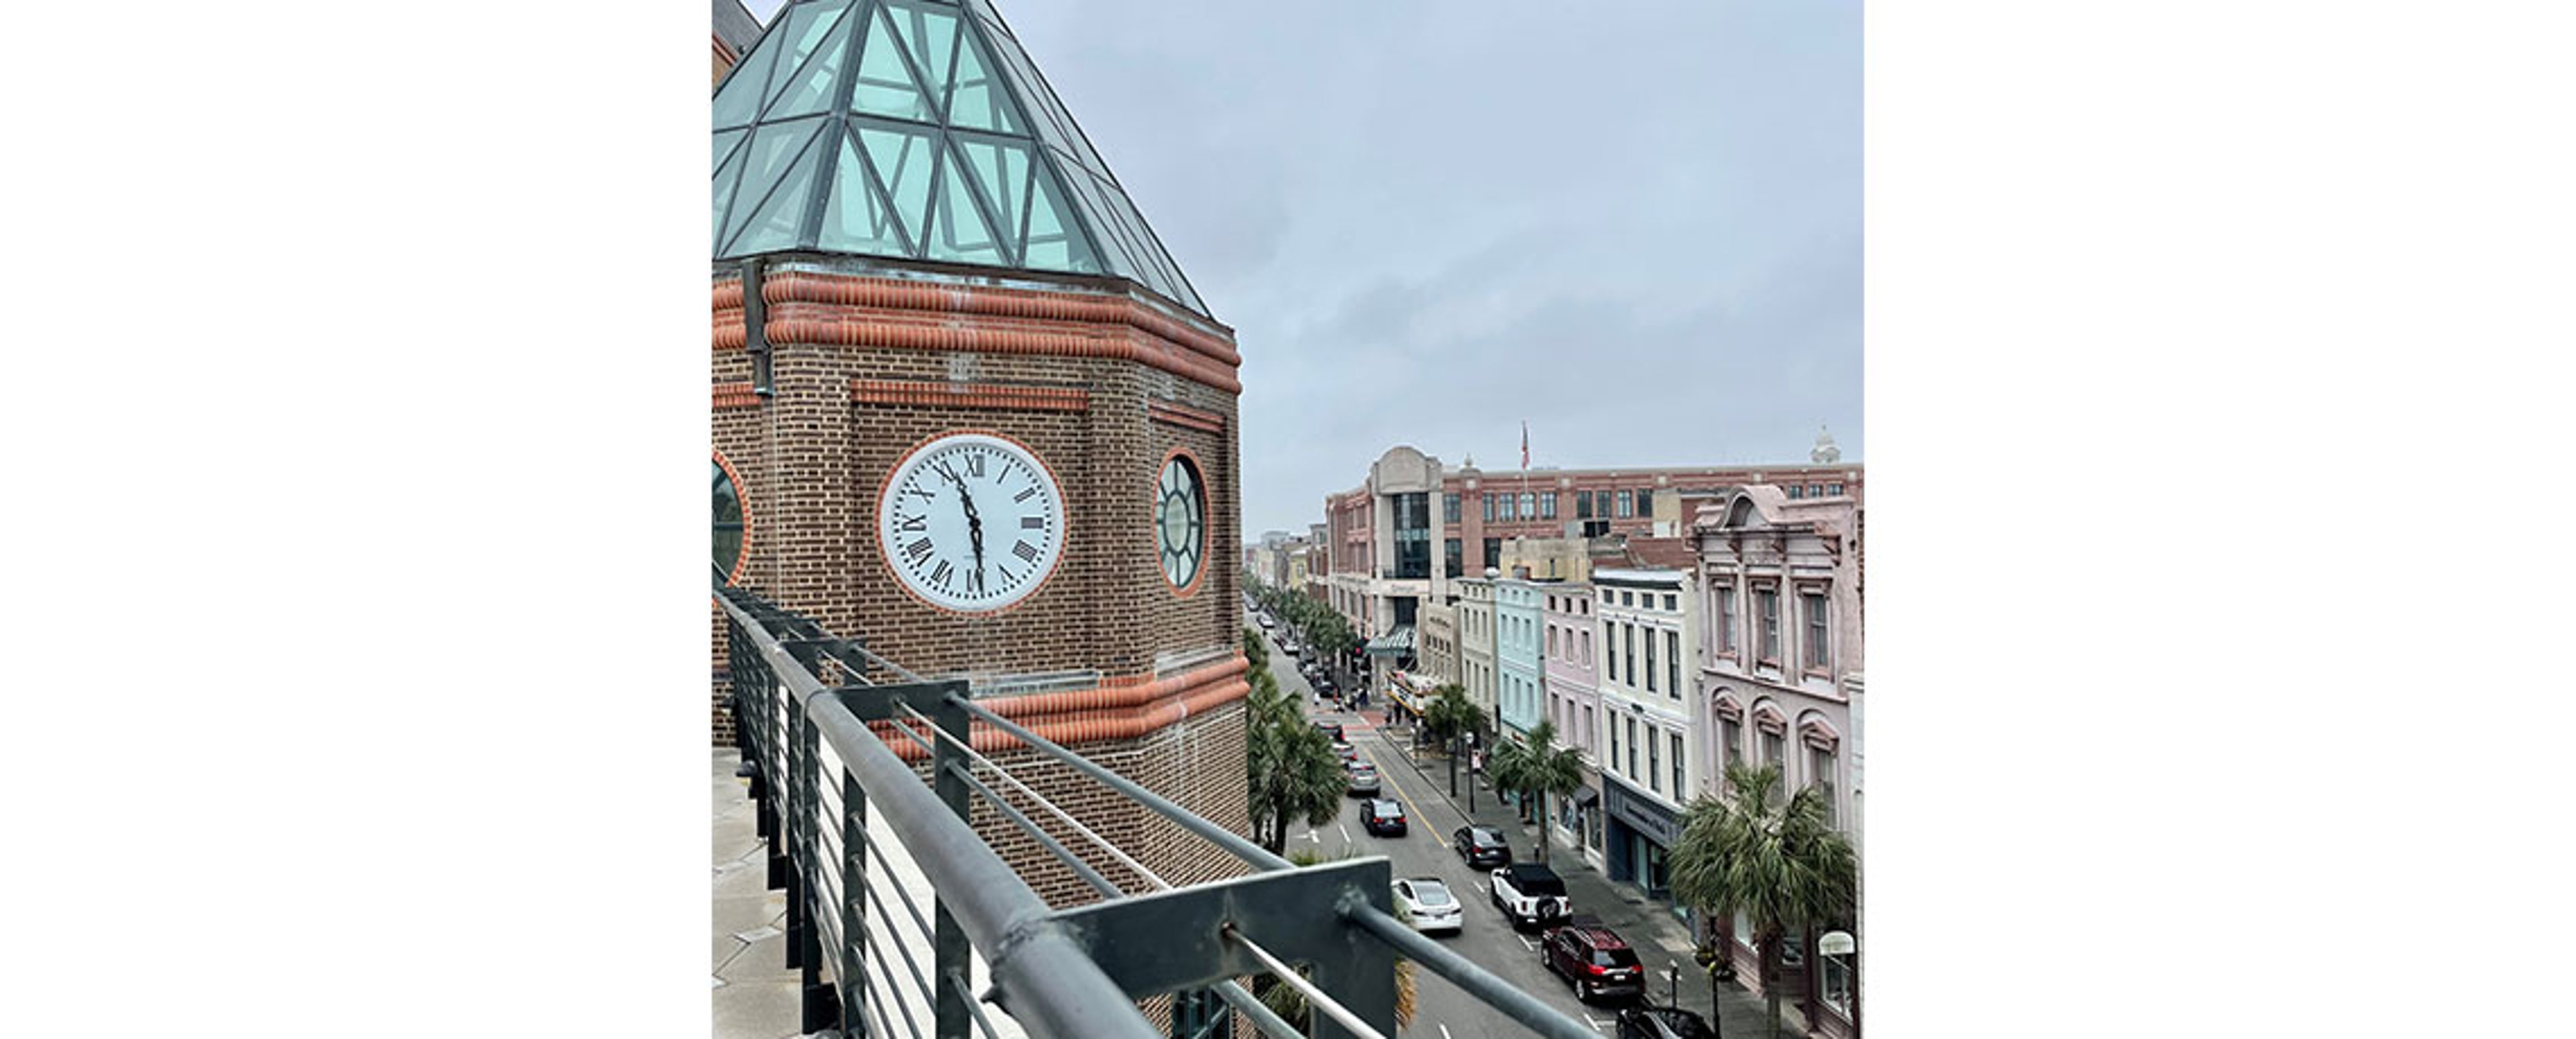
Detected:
left=1574, top=786, right=1601, bottom=807
left=1364, top=624, right=1415, bottom=657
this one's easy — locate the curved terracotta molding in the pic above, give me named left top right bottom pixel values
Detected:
left=712, top=281, right=745, bottom=311
left=713, top=382, right=759, bottom=409
left=881, top=678, right=1252, bottom=761
left=763, top=270, right=1239, bottom=368
left=713, top=309, right=747, bottom=351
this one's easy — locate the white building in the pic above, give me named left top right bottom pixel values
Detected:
left=1591, top=567, right=1699, bottom=899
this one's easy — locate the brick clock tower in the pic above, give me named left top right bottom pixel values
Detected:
left=710, top=0, right=1248, bottom=904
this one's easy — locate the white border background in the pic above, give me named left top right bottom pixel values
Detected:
left=12, top=1, right=2573, bottom=1035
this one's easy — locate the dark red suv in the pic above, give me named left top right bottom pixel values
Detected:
left=1541, top=920, right=1646, bottom=1002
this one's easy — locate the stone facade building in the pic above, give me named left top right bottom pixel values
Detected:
left=1593, top=567, right=1699, bottom=900
left=1456, top=576, right=1498, bottom=731
left=1695, top=486, right=1864, bottom=1038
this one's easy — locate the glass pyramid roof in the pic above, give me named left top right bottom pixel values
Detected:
left=713, top=0, right=1210, bottom=320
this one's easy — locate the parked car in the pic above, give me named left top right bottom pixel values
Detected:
left=1616, top=1005, right=1716, bottom=1039
left=1391, top=877, right=1462, bottom=934
left=1313, top=676, right=1338, bottom=696
left=1313, top=720, right=1342, bottom=741
left=1346, top=765, right=1381, bottom=797
left=1542, top=918, right=1646, bottom=1002
left=1259, top=614, right=1276, bottom=630
left=1489, top=861, right=1570, bottom=931
left=1452, top=826, right=1512, bottom=869
left=1360, top=798, right=1408, bottom=836
left=1330, top=740, right=1356, bottom=761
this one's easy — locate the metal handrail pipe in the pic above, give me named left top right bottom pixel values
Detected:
left=1342, top=905, right=1599, bottom=1039
left=806, top=702, right=1161, bottom=1039
left=949, top=694, right=1294, bottom=873
left=946, top=969, right=1005, bottom=1039
left=1209, top=974, right=1309, bottom=1039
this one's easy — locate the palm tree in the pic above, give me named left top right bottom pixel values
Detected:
left=1511, top=721, right=1587, bottom=861
left=1419, top=684, right=1485, bottom=798
left=1244, top=671, right=1346, bottom=854
left=1668, top=762, right=1858, bottom=1039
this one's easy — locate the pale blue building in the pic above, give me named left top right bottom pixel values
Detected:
left=1495, top=577, right=1547, bottom=738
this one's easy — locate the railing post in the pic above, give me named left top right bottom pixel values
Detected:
left=929, top=681, right=973, bottom=1039
left=784, top=698, right=810, bottom=971
left=842, top=765, right=871, bottom=1038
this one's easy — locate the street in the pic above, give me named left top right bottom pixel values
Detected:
left=1252, top=627, right=1727, bottom=1038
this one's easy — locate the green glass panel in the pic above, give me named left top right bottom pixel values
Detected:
left=955, top=137, right=1028, bottom=251
left=980, top=28, right=1105, bottom=175
left=763, top=1, right=858, bottom=120
left=925, top=142, right=1006, bottom=265
left=720, top=117, right=826, bottom=256
left=945, top=27, right=1023, bottom=133
left=722, top=123, right=828, bottom=257
left=711, top=29, right=783, bottom=129
left=1058, top=167, right=1144, bottom=280
left=712, top=133, right=750, bottom=253
left=851, top=6, right=934, bottom=122
left=1019, top=164, right=1100, bottom=274
left=818, top=134, right=909, bottom=256
left=857, top=123, right=938, bottom=252
left=713, top=129, right=747, bottom=178
left=888, top=3, right=961, bottom=112
left=757, top=0, right=853, bottom=117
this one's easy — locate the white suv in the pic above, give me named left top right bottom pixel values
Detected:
left=1489, top=862, right=1571, bottom=931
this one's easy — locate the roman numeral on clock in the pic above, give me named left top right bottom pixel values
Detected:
left=896, top=513, right=928, bottom=533
left=1013, top=541, right=1039, bottom=563
left=1013, top=486, right=1036, bottom=503
left=1020, top=515, right=1044, bottom=529
left=965, top=453, right=985, bottom=478
left=929, top=559, right=955, bottom=587
left=904, top=539, right=933, bottom=564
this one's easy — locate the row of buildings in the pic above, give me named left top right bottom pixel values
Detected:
left=1290, top=437, right=1865, bottom=1038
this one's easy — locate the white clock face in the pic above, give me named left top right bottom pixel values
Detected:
left=877, top=433, right=1066, bottom=612
left=1157, top=455, right=1205, bottom=590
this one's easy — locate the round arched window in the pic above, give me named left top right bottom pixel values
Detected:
left=712, top=457, right=745, bottom=584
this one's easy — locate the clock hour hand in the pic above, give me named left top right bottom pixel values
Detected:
left=947, top=472, right=987, bottom=579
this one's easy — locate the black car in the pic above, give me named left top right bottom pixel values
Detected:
left=1542, top=918, right=1646, bottom=1002
left=1452, top=826, right=1511, bottom=869
left=1616, top=1005, right=1715, bottom=1039
left=1360, top=798, right=1407, bottom=836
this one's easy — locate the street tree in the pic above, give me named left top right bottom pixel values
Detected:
left=1668, top=762, right=1858, bottom=1039
left=1243, top=671, right=1345, bottom=854
left=1419, top=684, right=1485, bottom=798
left=1505, top=720, right=1586, bottom=860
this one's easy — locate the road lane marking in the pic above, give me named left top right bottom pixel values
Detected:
left=1338, top=823, right=1352, bottom=842
left=1517, top=934, right=1538, bottom=951
left=1437, top=1026, right=1452, bottom=1039
left=1364, top=730, right=1454, bottom=848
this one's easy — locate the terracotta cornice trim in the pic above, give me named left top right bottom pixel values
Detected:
left=714, top=382, right=760, bottom=409
left=877, top=655, right=1254, bottom=759
left=852, top=379, right=1089, bottom=413
left=769, top=313, right=1242, bottom=394
left=765, top=270, right=1238, bottom=368
left=1148, top=400, right=1228, bottom=434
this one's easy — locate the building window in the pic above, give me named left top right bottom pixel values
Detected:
left=1788, top=484, right=1803, bottom=500
left=1808, top=484, right=1823, bottom=497
left=1540, top=492, right=1557, bottom=519
left=1809, top=743, right=1838, bottom=828
left=1664, top=594, right=1677, bottom=611
left=1623, top=624, right=1636, bottom=686
left=1757, top=588, right=1780, bottom=663
left=1648, top=730, right=1661, bottom=794
left=1576, top=490, right=1593, bottom=518
left=1497, top=494, right=1515, bottom=521
left=1623, top=591, right=1635, bottom=606
left=1445, top=537, right=1462, bottom=577
left=1547, top=624, right=1558, bottom=659
left=1666, top=631, right=1680, bottom=697
left=1821, top=940, right=1855, bottom=1019
left=1644, top=631, right=1657, bottom=693
left=1518, top=492, right=1536, bottom=520
left=1483, top=493, right=1495, bottom=522
left=1672, top=732, right=1686, bottom=798
left=1609, top=718, right=1620, bottom=775
left=1444, top=492, right=1460, bottom=523
left=1716, top=587, right=1737, bottom=655
left=1617, top=490, right=1634, bottom=517
left=1580, top=630, right=1591, bottom=665
left=1803, top=592, right=1830, bottom=671
left=1483, top=537, right=1501, bottom=570
left=1721, top=716, right=1742, bottom=775
left=1627, top=717, right=1639, bottom=778
left=712, top=457, right=746, bottom=583
left=1828, top=484, right=1845, bottom=496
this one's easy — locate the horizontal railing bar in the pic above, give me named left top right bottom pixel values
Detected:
left=948, top=694, right=1293, bottom=873
left=855, top=919, right=928, bottom=1039
left=855, top=840, right=944, bottom=1012
left=715, top=594, right=1161, bottom=1039
left=1342, top=905, right=1597, bottom=1039
left=900, top=701, right=1170, bottom=891
left=1212, top=977, right=1303, bottom=1039
left=943, top=759, right=1122, bottom=899
left=947, top=969, right=1005, bottom=1039
left=1224, top=923, right=1387, bottom=1039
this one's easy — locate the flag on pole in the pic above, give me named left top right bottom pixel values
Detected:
left=1520, top=421, right=1529, bottom=469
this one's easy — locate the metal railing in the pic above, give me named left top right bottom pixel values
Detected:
left=718, top=586, right=1601, bottom=1039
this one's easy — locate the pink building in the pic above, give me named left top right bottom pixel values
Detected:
left=1694, top=486, right=1865, bottom=1039
left=1541, top=580, right=1606, bottom=869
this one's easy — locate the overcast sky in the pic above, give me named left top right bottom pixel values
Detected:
left=739, top=0, right=1862, bottom=538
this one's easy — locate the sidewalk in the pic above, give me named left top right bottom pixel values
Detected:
left=712, top=748, right=810, bottom=1039
left=1361, top=714, right=1818, bottom=1038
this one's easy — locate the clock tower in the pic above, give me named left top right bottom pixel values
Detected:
left=710, top=0, right=1248, bottom=906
